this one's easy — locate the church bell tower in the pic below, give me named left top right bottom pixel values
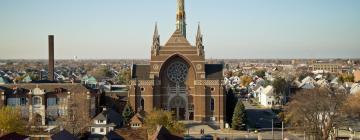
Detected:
left=176, top=0, right=186, bottom=38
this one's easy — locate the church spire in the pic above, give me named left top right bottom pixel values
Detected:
left=152, top=23, right=160, bottom=56
left=196, top=23, right=204, bottom=56
left=176, top=0, right=186, bottom=38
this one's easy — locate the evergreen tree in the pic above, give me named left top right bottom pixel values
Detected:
left=122, top=102, right=135, bottom=126
left=226, top=90, right=237, bottom=124
left=231, top=100, right=247, bottom=130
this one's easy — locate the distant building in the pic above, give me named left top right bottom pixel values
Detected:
left=312, top=63, right=341, bottom=73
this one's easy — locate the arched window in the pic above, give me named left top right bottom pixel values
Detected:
left=210, top=97, right=215, bottom=112
left=32, top=96, right=42, bottom=107
left=140, top=98, right=145, bottom=110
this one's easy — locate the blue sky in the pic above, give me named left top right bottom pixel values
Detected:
left=0, top=0, right=359, bottom=59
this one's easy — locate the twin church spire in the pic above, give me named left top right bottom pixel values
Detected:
left=151, top=0, right=204, bottom=57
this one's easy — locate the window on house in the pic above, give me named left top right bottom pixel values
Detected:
left=7, top=98, right=19, bottom=106
left=98, top=120, right=104, bottom=123
left=32, top=96, right=42, bottom=106
left=210, top=97, right=215, bottom=112
left=100, top=128, right=104, bottom=132
left=47, top=98, right=57, bottom=106
left=91, top=128, right=95, bottom=132
left=20, top=98, right=27, bottom=106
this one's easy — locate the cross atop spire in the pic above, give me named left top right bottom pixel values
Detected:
left=153, top=22, right=159, bottom=39
left=176, top=0, right=186, bottom=38
left=196, top=22, right=202, bottom=39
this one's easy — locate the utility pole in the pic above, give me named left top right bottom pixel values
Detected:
left=304, top=130, right=306, bottom=140
left=282, top=121, right=284, bottom=140
left=272, top=119, right=274, bottom=140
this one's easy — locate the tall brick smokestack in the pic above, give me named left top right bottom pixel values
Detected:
left=48, top=35, right=54, bottom=81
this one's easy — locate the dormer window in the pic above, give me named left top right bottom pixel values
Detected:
left=98, top=120, right=104, bottom=123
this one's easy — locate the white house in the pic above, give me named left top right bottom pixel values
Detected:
left=258, top=85, right=276, bottom=107
left=350, top=83, right=360, bottom=94
left=254, top=86, right=264, bottom=99
left=298, top=76, right=316, bottom=89
left=89, top=108, right=122, bottom=136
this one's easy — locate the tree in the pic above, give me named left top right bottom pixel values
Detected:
left=298, top=71, right=313, bottom=81
left=339, top=73, right=354, bottom=83
left=231, top=100, right=246, bottom=130
left=116, top=69, right=131, bottom=84
left=89, top=66, right=113, bottom=80
left=226, top=90, right=238, bottom=125
left=122, top=102, right=135, bottom=126
left=253, top=69, right=266, bottom=78
left=60, top=92, right=92, bottom=136
left=272, top=77, right=287, bottom=95
left=0, top=107, right=26, bottom=135
left=285, top=88, right=347, bottom=140
left=144, top=109, right=185, bottom=135
left=342, top=92, right=360, bottom=120
left=240, top=76, right=253, bottom=87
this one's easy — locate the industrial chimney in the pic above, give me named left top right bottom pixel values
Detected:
left=48, top=35, right=54, bottom=81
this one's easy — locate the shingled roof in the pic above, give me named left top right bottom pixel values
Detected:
left=132, top=64, right=150, bottom=80
left=205, top=64, right=224, bottom=80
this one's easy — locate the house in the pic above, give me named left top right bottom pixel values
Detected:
left=258, top=85, right=276, bottom=107
left=81, top=75, right=98, bottom=89
left=254, top=86, right=264, bottom=99
left=0, top=76, right=9, bottom=85
left=298, top=76, right=316, bottom=89
left=316, top=79, right=329, bottom=88
left=130, top=113, right=144, bottom=129
left=89, top=108, right=123, bottom=136
left=21, top=75, right=32, bottom=83
left=354, top=70, right=360, bottom=82
left=350, top=83, right=360, bottom=94
left=0, top=132, right=29, bottom=140
left=51, top=129, right=78, bottom=140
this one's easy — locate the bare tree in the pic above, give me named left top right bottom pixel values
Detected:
left=59, top=92, right=92, bottom=136
left=285, top=88, right=347, bottom=140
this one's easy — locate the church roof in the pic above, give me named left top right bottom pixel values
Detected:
left=164, top=30, right=192, bottom=47
left=205, top=64, right=224, bottom=80
left=132, top=64, right=150, bottom=80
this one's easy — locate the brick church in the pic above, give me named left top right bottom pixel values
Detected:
left=129, top=0, right=226, bottom=127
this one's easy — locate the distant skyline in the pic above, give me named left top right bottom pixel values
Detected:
left=0, top=0, right=360, bottom=59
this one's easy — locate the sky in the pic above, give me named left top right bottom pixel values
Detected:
left=0, top=0, right=360, bottom=59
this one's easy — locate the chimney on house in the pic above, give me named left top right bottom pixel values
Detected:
left=48, top=35, right=54, bottom=81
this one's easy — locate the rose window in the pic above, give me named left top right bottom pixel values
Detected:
left=167, top=61, right=188, bottom=83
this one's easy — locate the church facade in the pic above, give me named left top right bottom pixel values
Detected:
left=129, top=0, right=226, bottom=127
